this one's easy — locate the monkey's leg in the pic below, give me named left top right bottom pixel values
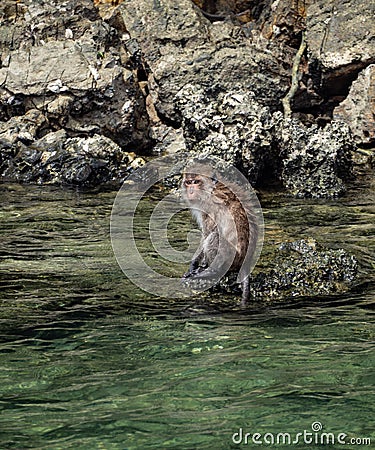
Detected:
left=241, top=276, right=250, bottom=306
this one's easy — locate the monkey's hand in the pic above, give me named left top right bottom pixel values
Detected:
left=182, top=265, right=207, bottom=279
left=187, top=267, right=220, bottom=281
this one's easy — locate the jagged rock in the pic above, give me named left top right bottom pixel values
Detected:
left=0, top=0, right=99, bottom=53
left=333, top=65, right=375, bottom=147
left=258, top=0, right=306, bottom=46
left=118, top=0, right=294, bottom=123
left=175, top=85, right=279, bottom=185
left=0, top=109, right=47, bottom=146
left=219, top=239, right=358, bottom=301
left=1, top=133, right=144, bottom=185
left=0, top=40, right=116, bottom=95
left=306, top=0, right=375, bottom=98
left=174, top=86, right=354, bottom=197
left=0, top=0, right=151, bottom=152
left=114, top=0, right=360, bottom=197
left=150, top=125, right=187, bottom=155
left=25, top=95, right=75, bottom=121
left=279, top=119, right=353, bottom=198
left=0, top=0, right=371, bottom=193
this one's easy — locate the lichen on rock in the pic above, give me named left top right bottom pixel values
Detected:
left=1, top=132, right=144, bottom=185
left=0, top=0, right=370, bottom=196
left=219, top=239, right=358, bottom=302
left=279, top=119, right=354, bottom=198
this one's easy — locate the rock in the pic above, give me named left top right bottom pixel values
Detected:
left=279, top=119, right=353, bottom=198
left=306, top=0, right=375, bottom=98
left=190, top=0, right=305, bottom=46
left=150, top=125, right=186, bottom=155
left=259, top=0, right=306, bottom=46
left=1, top=40, right=106, bottom=95
left=25, top=95, right=75, bottom=120
left=1, top=133, right=144, bottom=185
left=0, top=0, right=371, bottom=193
left=174, top=86, right=354, bottom=197
left=118, top=0, right=294, bottom=122
left=219, top=239, right=358, bottom=301
left=175, top=85, right=280, bottom=186
left=114, top=0, right=359, bottom=196
left=333, top=65, right=375, bottom=147
left=250, top=239, right=358, bottom=300
left=0, top=0, right=152, bottom=152
left=0, top=109, right=47, bottom=146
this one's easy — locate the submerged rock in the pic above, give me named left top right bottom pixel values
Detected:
left=219, top=239, right=358, bottom=302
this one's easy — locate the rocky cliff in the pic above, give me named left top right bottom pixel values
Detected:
left=0, top=0, right=374, bottom=195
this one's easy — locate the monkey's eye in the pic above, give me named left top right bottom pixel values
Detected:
left=185, top=180, right=192, bottom=185
left=193, top=180, right=200, bottom=184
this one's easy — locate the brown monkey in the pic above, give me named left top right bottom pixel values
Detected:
left=181, top=165, right=258, bottom=304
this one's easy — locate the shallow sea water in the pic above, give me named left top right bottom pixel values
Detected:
left=0, top=180, right=374, bottom=449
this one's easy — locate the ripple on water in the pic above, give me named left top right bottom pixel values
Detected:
left=0, top=182, right=374, bottom=449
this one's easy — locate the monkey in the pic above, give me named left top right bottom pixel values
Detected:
left=181, top=164, right=258, bottom=304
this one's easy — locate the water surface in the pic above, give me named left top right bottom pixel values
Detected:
left=0, top=181, right=374, bottom=449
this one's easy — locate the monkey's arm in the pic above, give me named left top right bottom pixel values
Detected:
left=182, top=243, right=206, bottom=279
left=187, top=234, right=230, bottom=281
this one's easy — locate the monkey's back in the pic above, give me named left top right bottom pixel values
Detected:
left=211, top=181, right=255, bottom=271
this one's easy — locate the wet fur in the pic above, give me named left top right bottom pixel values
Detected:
left=182, top=172, right=258, bottom=304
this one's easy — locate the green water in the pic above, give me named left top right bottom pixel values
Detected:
left=0, top=181, right=374, bottom=449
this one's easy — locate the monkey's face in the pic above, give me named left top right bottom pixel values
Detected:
left=182, top=174, right=211, bottom=204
